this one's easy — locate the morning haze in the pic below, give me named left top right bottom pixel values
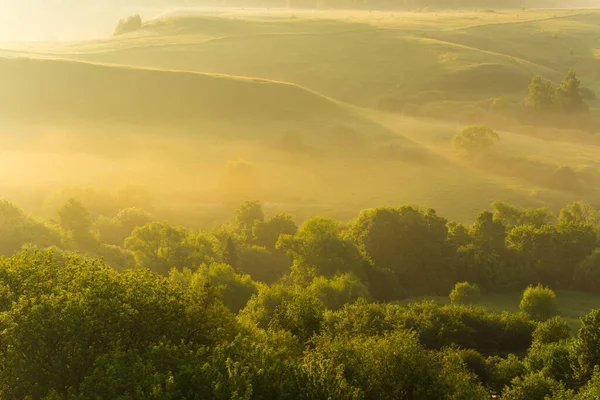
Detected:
left=1, top=1, right=600, bottom=398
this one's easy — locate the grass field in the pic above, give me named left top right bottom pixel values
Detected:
left=1, top=8, right=600, bottom=224
left=402, top=290, right=600, bottom=330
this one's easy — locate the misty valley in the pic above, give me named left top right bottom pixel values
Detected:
left=2, top=1, right=600, bottom=399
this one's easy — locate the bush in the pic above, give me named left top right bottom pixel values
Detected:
left=452, top=125, right=499, bottom=152
left=449, top=281, right=481, bottom=305
left=114, top=14, right=142, bottom=36
left=520, top=284, right=558, bottom=322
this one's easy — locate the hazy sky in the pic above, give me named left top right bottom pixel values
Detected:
left=0, top=1, right=165, bottom=41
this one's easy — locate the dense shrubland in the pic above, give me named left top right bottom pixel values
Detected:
left=2, top=196, right=600, bottom=398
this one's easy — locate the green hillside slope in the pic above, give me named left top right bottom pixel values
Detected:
left=0, top=55, right=353, bottom=128
left=14, top=10, right=598, bottom=107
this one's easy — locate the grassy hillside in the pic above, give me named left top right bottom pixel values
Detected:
left=0, top=55, right=355, bottom=129
left=2, top=9, right=600, bottom=224
left=11, top=9, right=598, bottom=107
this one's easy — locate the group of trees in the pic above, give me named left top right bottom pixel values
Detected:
left=2, top=197, right=600, bottom=397
left=526, top=70, right=589, bottom=113
left=114, top=14, right=142, bottom=36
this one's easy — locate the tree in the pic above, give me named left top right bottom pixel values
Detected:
left=559, top=201, right=599, bottom=227
left=471, top=211, right=506, bottom=253
left=114, top=14, right=142, bottom=36
left=572, top=309, right=600, bottom=384
left=234, top=200, right=265, bottom=242
left=492, top=201, right=555, bottom=229
left=253, top=213, right=297, bottom=249
left=452, top=125, right=500, bottom=152
left=449, top=281, right=481, bottom=305
left=556, top=69, right=586, bottom=112
left=223, top=237, right=239, bottom=271
left=57, top=198, right=97, bottom=250
left=58, top=198, right=92, bottom=234
left=520, top=284, right=558, bottom=321
left=349, top=206, right=455, bottom=296
left=526, top=76, right=556, bottom=111
left=124, top=222, right=189, bottom=275
left=502, top=371, right=564, bottom=400
left=278, top=216, right=369, bottom=281
left=574, top=249, right=600, bottom=293
left=532, top=317, right=571, bottom=347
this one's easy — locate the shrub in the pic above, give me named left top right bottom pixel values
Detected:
left=449, top=281, right=481, bottom=305
left=452, top=125, right=499, bottom=152
left=114, top=14, right=142, bottom=36
left=520, top=284, right=558, bottom=321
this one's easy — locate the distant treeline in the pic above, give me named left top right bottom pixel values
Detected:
left=229, top=0, right=595, bottom=9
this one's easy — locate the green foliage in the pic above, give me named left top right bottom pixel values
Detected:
left=526, top=71, right=588, bottom=113
left=307, top=330, right=487, bottom=399
left=269, top=291, right=325, bottom=342
left=559, top=202, right=600, bottom=227
left=0, top=200, right=63, bottom=257
left=96, top=207, right=152, bottom=246
left=452, top=125, right=499, bottom=152
left=114, top=14, right=142, bottom=36
left=574, top=249, right=600, bottom=293
left=502, top=371, right=565, bottom=400
left=398, top=301, right=535, bottom=355
left=58, top=198, right=98, bottom=250
left=471, top=210, right=506, bottom=253
left=571, top=309, right=600, bottom=384
left=449, top=281, right=481, bottom=305
left=253, top=213, right=297, bottom=249
left=0, top=250, right=236, bottom=399
left=525, top=342, right=575, bottom=387
left=507, top=224, right=597, bottom=288
left=237, top=245, right=291, bottom=284
left=279, top=216, right=369, bottom=281
left=170, top=264, right=258, bottom=314
left=350, top=206, right=454, bottom=296
left=308, top=273, right=371, bottom=310
left=235, top=200, right=265, bottom=242
left=492, top=201, right=555, bottom=229
left=526, top=76, right=556, bottom=111
left=532, top=317, right=572, bottom=347
left=520, top=284, right=559, bottom=321
left=556, top=70, right=586, bottom=113
left=487, top=354, right=527, bottom=394
left=124, top=222, right=219, bottom=275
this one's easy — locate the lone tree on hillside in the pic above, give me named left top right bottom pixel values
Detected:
left=452, top=125, right=499, bottom=153
left=520, top=284, right=558, bottom=321
left=114, top=14, right=142, bottom=36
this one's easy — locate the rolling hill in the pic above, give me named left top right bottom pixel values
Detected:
left=1, top=9, right=600, bottom=224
